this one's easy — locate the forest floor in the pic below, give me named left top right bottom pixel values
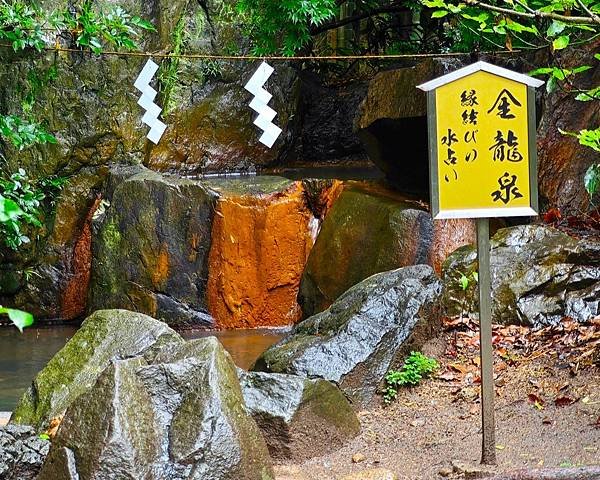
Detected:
left=277, top=316, right=600, bottom=480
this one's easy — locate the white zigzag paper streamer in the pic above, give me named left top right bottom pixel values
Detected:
left=244, top=62, right=282, bottom=148
left=134, top=59, right=167, bottom=144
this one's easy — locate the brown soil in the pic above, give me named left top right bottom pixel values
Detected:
left=277, top=332, right=600, bottom=480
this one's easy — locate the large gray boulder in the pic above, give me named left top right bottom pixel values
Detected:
left=255, top=265, right=442, bottom=406
left=0, top=424, right=50, bottom=480
left=90, top=167, right=217, bottom=327
left=10, top=309, right=183, bottom=430
left=38, top=338, right=274, bottom=480
left=442, top=225, right=600, bottom=326
left=240, top=371, right=360, bottom=461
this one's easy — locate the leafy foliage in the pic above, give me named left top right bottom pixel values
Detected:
left=0, top=168, right=66, bottom=250
left=0, top=0, right=46, bottom=51
left=459, top=271, right=478, bottom=291
left=235, top=0, right=337, bottom=55
left=383, top=351, right=439, bottom=403
left=0, top=115, right=56, bottom=150
left=55, top=1, right=156, bottom=54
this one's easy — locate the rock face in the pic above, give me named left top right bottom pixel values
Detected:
left=0, top=0, right=211, bottom=186
left=298, top=183, right=473, bottom=317
left=0, top=168, right=107, bottom=321
left=148, top=63, right=300, bottom=174
left=207, top=177, right=315, bottom=329
left=0, top=424, right=50, bottom=480
left=354, top=58, right=467, bottom=192
left=538, top=40, right=600, bottom=214
left=11, top=309, right=183, bottom=430
left=38, top=338, right=274, bottom=480
left=442, top=225, right=600, bottom=326
left=255, top=265, right=442, bottom=406
left=286, top=72, right=369, bottom=165
left=90, top=167, right=217, bottom=327
left=239, top=371, right=360, bottom=461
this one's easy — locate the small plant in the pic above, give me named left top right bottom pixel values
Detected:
left=0, top=115, right=56, bottom=151
left=55, top=1, right=156, bottom=54
left=383, top=352, right=439, bottom=404
left=0, top=169, right=66, bottom=250
left=458, top=271, right=478, bottom=291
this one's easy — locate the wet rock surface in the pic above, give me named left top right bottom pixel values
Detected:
left=538, top=40, right=600, bottom=214
left=239, top=371, right=360, bottom=461
left=38, top=337, right=274, bottom=480
left=90, top=167, right=217, bottom=327
left=207, top=177, right=315, bottom=329
left=286, top=72, right=369, bottom=165
left=354, top=58, right=467, bottom=190
left=255, top=265, right=442, bottom=406
left=11, top=309, right=183, bottom=430
left=0, top=168, right=107, bottom=321
left=442, top=225, right=600, bottom=326
left=0, top=424, right=50, bottom=480
left=298, top=183, right=473, bottom=317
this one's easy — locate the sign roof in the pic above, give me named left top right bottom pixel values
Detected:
left=417, top=61, right=544, bottom=91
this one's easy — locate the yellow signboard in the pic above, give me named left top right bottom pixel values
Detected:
left=418, top=62, right=544, bottom=219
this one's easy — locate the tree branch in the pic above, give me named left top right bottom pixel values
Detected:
left=574, top=0, right=600, bottom=23
left=311, top=4, right=410, bottom=35
left=464, top=0, right=600, bottom=24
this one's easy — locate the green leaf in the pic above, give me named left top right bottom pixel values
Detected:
left=552, top=35, right=570, bottom=50
left=431, top=10, right=450, bottom=18
left=38, top=433, right=50, bottom=441
left=0, top=195, right=23, bottom=222
left=529, top=67, right=554, bottom=76
left=459, top=274, right=469, bottom=290
left=584, top=163, right=600, bottom=198
left=422, top=0, right=448, bottom=8
left=575, top=86, right=600, bottom=102
left=0, top=307, right=34, bottom=332
left=546, top=20, right=566, bottom=37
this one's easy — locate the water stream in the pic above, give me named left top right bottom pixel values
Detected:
left=0, top=326, right=286, bottom=411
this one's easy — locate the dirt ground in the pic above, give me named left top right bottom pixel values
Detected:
left=277, top=319, right=600, bottom=480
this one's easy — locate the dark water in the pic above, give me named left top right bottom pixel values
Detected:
left=0, top=326, right=286, bottom=412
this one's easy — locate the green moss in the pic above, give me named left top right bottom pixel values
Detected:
left=302, top=380, right=360, bottom=435
left=101, top=220, right=121, bottom=251
left=11, top=317, right=108, bottom=428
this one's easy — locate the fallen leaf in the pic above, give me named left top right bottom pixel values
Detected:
left=439, top=372, right=459, bottom=382
left=448, top=362, right=471, bottom=374
left=528, top=393, right=545, bottom=410
left=554, top=396, right=577, bottom=407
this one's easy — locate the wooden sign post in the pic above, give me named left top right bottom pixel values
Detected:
left=418, top=62, right=543, bottom=465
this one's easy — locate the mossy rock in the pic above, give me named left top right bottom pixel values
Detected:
left=240, top=371, right=360, bottom=461
left=90, top=167, right=217, bottom=327
left=441, top=225, right=600, bottom=326
left=38, top=337, right=274, bottom=480
left=298, top=183, right=434, bottom=317
left=10, top=309, right=183, bottom=430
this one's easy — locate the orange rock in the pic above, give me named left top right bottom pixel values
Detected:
left=429, top=218, right=476, bottom=274
left=61, top=196, right=102, bottom=320
left=207, top=182, right=314, bottom=329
